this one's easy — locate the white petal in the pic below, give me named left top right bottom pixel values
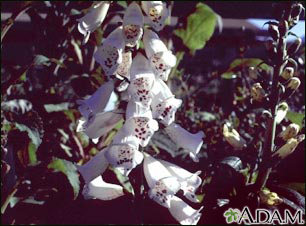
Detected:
left=77, top=80, right=115, bottom=120
left=104, top=143, right=143, bottom=176
left=150, top=51, right=177, bottom=81
left=77, top=148, right=109, bottom=183
left=83, top=175, right=124, bottom=200
left=82, top=111, right=123, bottom=139
left=115, top=51, right=132, bottom=80
left=159, top=159, right=202, bottom=203
left=126, top=101, right=152, bottom=120
left=143, top=153, right=173, bottom=188
left=169, top=196, right=203, bottom=225
left=141, top=1, right=169, bottom=31
left=152, top=96, right=182, bottom=126
left=94, top=26, right=125, bottom=76
left=165, top=123, right=204, bottom=162
left=130, top=53, right=155, bottom=80
left=148, top=177, right=181, bottom=208
left=77, top=2, right=110, bottom=43
left=151, top=78, right=173, bottom=99
left=143, top=28, right=168, bottom=58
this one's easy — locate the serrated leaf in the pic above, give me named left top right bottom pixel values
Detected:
left=286, top=111, right=305, bottom=128
left=28, top=141, right=37, bottom=165
left=47, top=158, right=80, bottom=199
left=44, top=103, right=69, bottom=112
left=112, top=167, right=134, bottom=195
left=229, top=58, right=271, bottom=71
left=15, top=123, right=41, bottom=148
left=174, top=3, right=217, bottom=55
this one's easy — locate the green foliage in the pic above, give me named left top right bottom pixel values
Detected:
left=28, top=141, right=37, bottom=165
left=174, top=3, right=217, bottom=55
left=286, top=111, right=305, bottom=127
left=47, top=158, right=80, bottom=199
left=15, top=123, right=42, bottom=148
left=229, top=58, right=272, bottom=71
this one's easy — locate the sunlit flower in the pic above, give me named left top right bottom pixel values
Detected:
left=151, top=79, right=182, bottom=125
left=281, top=67, right=294, bottom=80
left=223, top=123, right=247, bottom=150
left=143, top=29, right=176, bottom=81
left=115, top=51, right=132, bottom=81
left=128, top=53, right=155, bottom=108
left=77, top=80, right=115, bottom=124
left=78, top=1, right=110, bottom=44
left=122, top=2, right=144, bottom=47
left=169, top=196, right=203, bottom=225
left=105, top=131, right=143, bottom=176
left=287, top=77, right=301, bottom=90
left=159, top=159, right=202, bottom=203
left=143, top=154, right=203, bottom=225
left=251, top=83, right=265, bottom=102
left=272, top=134, right=305, bottom=159
left=165, top=123, right=204, bottom=162
left=275, top=102, right=288, bottom=124
left=278, top=123, right=300, bottom=141
left=94, top=26, right=125, bottom=76
left=77, top=110, right=123, bottom=140
left=259, top=189, right=283, bottom=206
left=83, top=175, right=124, bottom=201
left=141, top=1, right=169, bottom=31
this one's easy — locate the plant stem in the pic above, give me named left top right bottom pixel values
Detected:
left=169, top=51, right=185, bottom=79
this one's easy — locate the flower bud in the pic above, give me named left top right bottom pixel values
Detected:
left=280, top=77, right=301, bottom=100
left=281, top=67, right=294, bottom=80
left=251, top=83, right=265, bottom=102
left=278, top=123, right=300, bottom=141
left=223, top=123, right=246, bottom=150
left=268, top=24, right=280, bottom=41
left=287, top=38, right=302, bottom=55
left=272, top=134, right=305, bottom=159
left=248, top=67, right=258, bottom=80
left=259, top=189, right=283, bottom=206
left=275, top=102, right=288, bottom=124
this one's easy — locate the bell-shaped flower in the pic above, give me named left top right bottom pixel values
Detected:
left=251, top=83, right=265, bottom=102
left=159, top=159, right=202, bottom=203
left=94, top=26, right=125, bottom=76
left=77, top=80, right=115, bottom=124
left=223, top=123, right=247, bottom=150
left=143, top=154, right=181, bottom=208
left=78, top=2, right=110, bottom=44
left=128, top=53, right=155, bottom=108
left=105, top=131, right=143, bottom=176
left=275, top=102, right=288, bottom=124
left=281, top=67, right=294, bottom=80
left=272, top=134, right=305, bottom=159
left=169, top=196, right=204, bottom=225
left=151, top=79, right=182, bottom=125
left=165, top=123, right=204, bottom=162
left=126, top=100, right=151, bottom=121
left=141, top=1, right=169, bottom=31
left=77, top=110, right=124, bottom=140
left=122, top=2, right=144, bottom=47
left=82, top=175, right=124, bottom=201
left=143, top=29, right=176, bottom=81
left=278, top=123, right=300, bottom=141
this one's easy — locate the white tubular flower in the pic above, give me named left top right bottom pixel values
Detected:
left=159, top=159, right=202, bottom=203
left=275, top=102, right=288, bottom=124
left=116, top=51, right=132, bottom=81
left=141, top=1, right=169, bottom=31
left=83, top=175, right=124, bottom=201
left=77, top=80, right=115, bottom=123
left=223, top=123, right=247, bottom=150
left=126, top=100, right=151, bottom=121
left=169, top=196, right=203, bottom=225
left=165, top=123, right=204, bottom=162
left=143, top=154, right=181, bottom=208
left=78, top=1, right=110, bottom=44
left=272, top=134, right=305, bottom=159
left=143, top=29, right=176, bottom=81
left=128, top=53, right=155, bottom=108
left=77, top=110, right=123, bottom=140
left=94, top=26, right=125, bottom=76
left=122, top=2, right=144, bottom=47
left=77, top=148, right=109, bottom=184
left=278, top=123, right=300, bottom=141
left=151, top=79, right=182, bottom=125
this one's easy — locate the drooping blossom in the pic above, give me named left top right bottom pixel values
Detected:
left=94, top=26, right=125, bottom=76
left=278, top=123, right=300, bottom=141
left=272, top=134, right=305, bottom=159
left=275, top=102, right=288, bottom=124
left=78, top=1, right=110, bottom=44
left=223, top=123, right=247, bottom=150
left=122, top=2, right=144, bottom=47
left=165, top=123, right=204, bottom=162
left=143, top=29, right=176, bottom=81
left=141, top=1, right=170, bottom=31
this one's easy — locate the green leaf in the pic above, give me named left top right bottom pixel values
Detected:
left=15, top=123, right=42, bottom=148
left=174, top=3, right=217, bottom=55
left=229, top=58, right=271, bottom=71
left=44, top=103, right=69, bottom=112
left=112, top=167, right=134, bottom=195
left=228, top=216, right=232, bottom=222
left=48, top=158, right=80, bottom=199
left=117, top=1, right=127, bottom=8
left=28, top=141, right=37, bottom=165
left=286, top=111, right=305, bottom=128
left=221, top=72, right=237, bottom=79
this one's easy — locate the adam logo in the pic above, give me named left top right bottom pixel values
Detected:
left=223, top=207, right=304, bottom=224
